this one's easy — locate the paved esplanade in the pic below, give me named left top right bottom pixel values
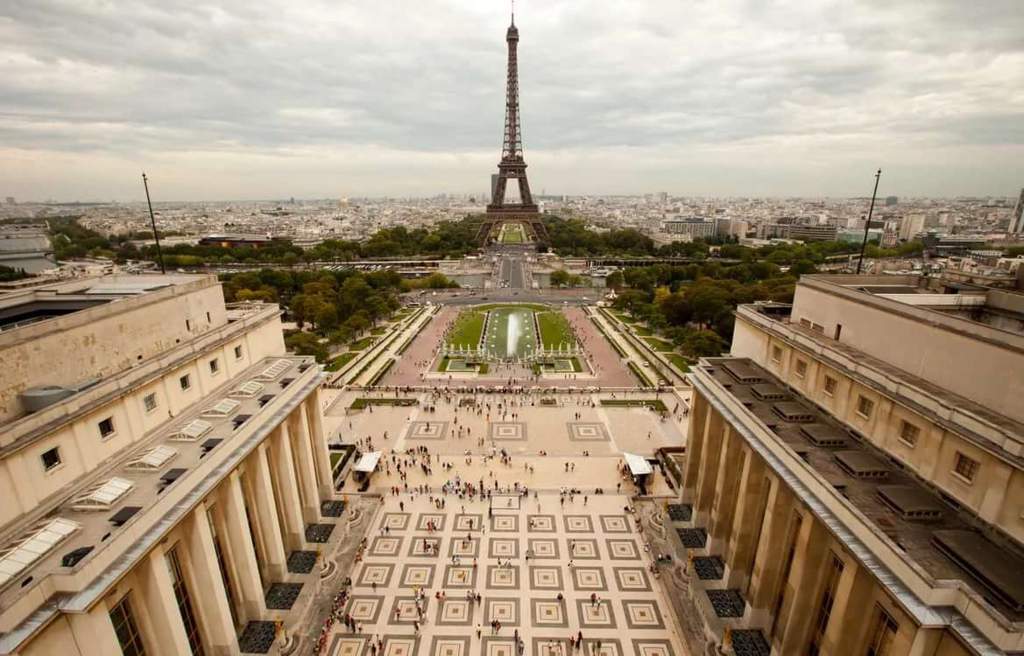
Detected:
left=320, top=386, right=691, bottom=656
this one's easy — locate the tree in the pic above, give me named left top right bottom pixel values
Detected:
left=682, top=330, right=727, bottom=357
left=314, top=302, right=339, bottom=332
left=605, top=270, right=624, bottom=289
left=790, top=260, right=817, bottom=275
left=549, top=269, right=570, bottom=288
left=285, top=331, right=328, bottom=362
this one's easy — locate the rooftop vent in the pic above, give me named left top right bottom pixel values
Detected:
left=20, top=379, right=101, bottom=412
left=877, top=486, right=943, bottom=521
left=61, top=545, right=94, bottom=568
left=772, top=402, right=815, bottom=423
left=721, top=361, right=763, bottom=384
left=231, top=381, right=265, bottom=398
left=257, top=360, right=290, bottom=381
left=258, top=394, right=275, bottom=407
left=126, top=445, right=177, bottom=471
left=751, top=384, right=788, bottom=401
left=932, top=530, right=1024, bottom=613
left=202, top=398, right=240, bottom=418
left=159, top=468, right=187, bottom=485
left=109, top=506, right=141, bottom=527
left=280, top=377, right=295, bottom=387
left=170, top=419, right=213, bottom=442
left=800, top=424, right=848, bottom=448
left=71, top=477, right=134, bottom=511
left=0, top=518, right=80, bottom=587
left=231, top=414, right=252, bottom=430
left=834, top=451, right=890, bottom=480
left=200, top=438, right=222, bottom=456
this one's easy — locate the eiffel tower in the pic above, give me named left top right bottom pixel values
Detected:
left=479, top=7, right=549, bottom=245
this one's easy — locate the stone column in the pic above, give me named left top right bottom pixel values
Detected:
left=185, top=503, right=241, bottom=655
left=271, top=423, right=307, bottom=547
left=777, top=517, right=829, bottom=654
left=304, top=395, right=335, bottom=498
left=725, top=452, right=768, bottom=590
left=693, top=408, right=725, bottom=523
left=66, top=605, right=126, bottom=656
left=252, top=444, right=288, bottom=579
left=747, top=481, right=791, bottom=611
left=709, top=428, right=744, bottom=549
left=822, top=562, right=873, bottom=655
left=682, top=392, right=709, bottom=501
left=136, top=545, right=193, bottom=656
left=222, top=472, right=265, bottom=621
left=290, top=410, right=321, bottom=523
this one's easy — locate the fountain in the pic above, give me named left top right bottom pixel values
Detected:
left=506, top=311, right=521, bottom=358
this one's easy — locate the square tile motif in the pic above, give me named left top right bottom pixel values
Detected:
left=356, top=563, right=394, bottom=588
left=429, top=636, right=471, bottom=656
left=622, top=600, right=666, bottom=629
left=388, top=597, right=425, bottom=625
left=327, top=635, right=371, bottom=656
left=435, top=599, right=473, bottom=626
left=491, top=515, right=519, bottom=533
left=407, top=536, right=442, bottom=558
left=531, top=599, right=569, bottom=628
left=344, top=596, right=384, bottom=624
left=416, top=513, right=447, bottom=531
left=369, top=536, right=403, bottom=557
left=442, top=565, right=478, bottom=588
left=529, top=566, right=564, bottom=591
left=599, top=515, right=631, bottom=534
left=613, top=567, right=652, bottom=592
left=489, top=422, right=526, bottom=441
left=570, top=566, right=608, bottom=591
left=527, top=538, right=560, bottom=560
left=407, top=421, right=448, bottom=440
left=532, top=638, right=572, bottom=656
left=486, top=565, right=520, bottom=590
left=631, top=640, right=675, bottom=656
left=575, top=598, right=618, bottom=629
left=483, top=597, right=520, bottom=627
left=567, top=422, right=610, bottom=442
left=454, top=514, right=483, bottom=531
left=381, top=637, right=421, bottom=656
left=481, top=637, right=518, bottom=656
left=567, top=538, right=600, bottom=560
left=527, top=515, right=555, bottom=533
left=582, top=639, right=624, bottom=656
left=382, top=513, right=411, bottom=532
left=605, top=539, right=640, bottom=561
left=448, top=536, right=480, bottom=558
left=563, top=515, right=594, bottom=533
left=399, top=563, right=436, bottom=588
left=488, top=538, right=520, bottom=559
left=492, top=494, right=521, bottom=511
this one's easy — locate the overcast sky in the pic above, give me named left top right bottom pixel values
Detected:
left=1, top=0, right=1022, bottom=201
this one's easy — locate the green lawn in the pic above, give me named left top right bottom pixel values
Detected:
left=628, top=361, right=655, bottom=388
left=536, top=311, right=576, bottom=349
left=600, top=399, right=669, bottom=412
left=349, top=397, right=418, bottom=410
left=483, top=307, right=537, bottom=358
left=325, top=351, right=358, bottom=372
left=370, top=327, right=388, bottom=336
left=349, top=336, right=374, bottom=351
left=632, top=325, right=653, bottom=336
left=448, top=310, right=486, bottom=349
left=612, top=310, right=636, bottom=324
left=499, top=223, right=526, bottom=243
left=643, top=337, right=675, bottom=352
left=666, top=353, right=691, bottom=372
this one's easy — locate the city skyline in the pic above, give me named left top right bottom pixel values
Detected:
left=1, top=0, right=1022, bottom=202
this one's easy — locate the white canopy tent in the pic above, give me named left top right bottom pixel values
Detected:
left=623, top=452, right=653, bottom=476
left=354, top=451, right=382, bottom=473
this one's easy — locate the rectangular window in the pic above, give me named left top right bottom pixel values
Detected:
left=856, top=395, right=874, bottom=419
left=795, top=359, right=807, bottom=378
left=865, top=607, right=898, bottom=656
left=771, top=345, right=783, bottom=363
left=109, top=595, right=147, bottom=656
left=143, top=393, right=158, bottom=413
left=808, top=555, right=844, bottom=655
left=206, top=311, right=211, bottom=323
left=823, top=376, right=837, bottom=397
left=209, top=359, right=219, bottom=374
left=185, top=319, right=192, bottom=331
left=209, top=513, right=240, bottom=627
left=898, top=420, right=919, bottom=447
left=41, top=446, right=62, bottom=471
left=953, top=452, right=979, bottom=483
left=234, top=345, right=243, bottom=359
left=167, top=548, right=205, bottom=656
left=180, top=374, right=191, bottom=391
left=98, top=417, right=116, bottom=439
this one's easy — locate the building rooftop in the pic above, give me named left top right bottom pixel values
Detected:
left=701, top=357, right=1024, bottom=622
left=0, top=355, right=318, bottom=616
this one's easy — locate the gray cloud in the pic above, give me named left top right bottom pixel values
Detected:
left=0, top=0, right=1022, bottom=200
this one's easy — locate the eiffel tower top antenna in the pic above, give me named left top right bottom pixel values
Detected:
left=511, top=0, right=515, bottom=25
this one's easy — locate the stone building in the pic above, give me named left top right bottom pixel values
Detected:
left=676, top=274, right=1024, bottom=655
left=0, top=274, right=339, bottom=655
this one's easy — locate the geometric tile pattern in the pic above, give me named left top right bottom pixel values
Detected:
left=483, top=597, right=521, bottom=627
left=448, top=537, right=480, bottom=558
left=399, top=564, right=435, bottom=588
left=382, top=513, right=411, bottom=531
left=435, top=599, right=473, bottom=626
left=599, top=515, right=631, bottom=533
left=442, top=565, right=478, bottom=589
left=407, top=421, right=448, bottom=440
left=621, top=600, right=666, bottom=629
left=408, top=536, right=442, bottom=558
left=357, top=563, right=395, bottom=588
left=563, top=515, right=594, bottom=533
left=454, top=514, right=483, bottom=532
left=428, top=636, right=471, bottom=656
left=328, top=635, right=371, bottom=656
left=381, top=637, right=421, bottom=656
left=533, top=637, right=573, bottom=656
left=490, top=514, right=519, bottom=533
left=388, top=597, right=424, bottom=625
left=528, top=566, right=564, bottom=591
left=345, top=596, right=385, bottom=624
left=605, top=539, right=640, bottom=561
left=417, top=513, right=447, bottom=531
left=489, top=422, right=526, bottom=441
left=612, top=567, right=652, bottom=592
left=575, top=598, right=617, bottom=629
left=527, top=538, right=560, bottom=560
left=582, top=638, right=624, bottom=656
left=631, top=639, right=675, bottom=656
left=369, top=536, right=403, bottom=557
left=481, top=637, right=518, bottom=656
left=530, top=599, right=569, bottom=628
left=527, top=515, right=556, bottom=533
left=488, top=538, right=519, bottom=559
left=570, top=566, right=608, bottom=591
left=567, top=422, right=610, bottom=442
left=567, top=538, right=600, bottom=560
left=486, top=565, right=520, bottom=590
